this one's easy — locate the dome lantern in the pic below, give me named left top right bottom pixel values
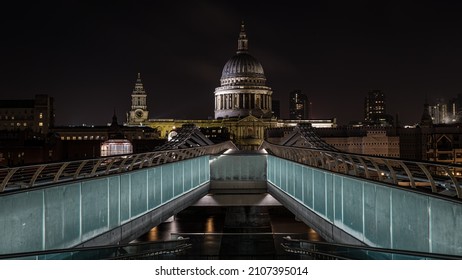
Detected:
left=237, top=21, right=248, bottom=53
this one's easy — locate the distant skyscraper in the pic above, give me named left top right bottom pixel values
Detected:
left=428, top=98, right=460, bottom=124
left=429, top=102, right=446, bottom=124
left=364, top=90, right=392, bottom=126
left=289, top=90, right=309, bottom=120
left=447, top=93, right=462, bottom=123
left=364, top=90, right=385, bottom=121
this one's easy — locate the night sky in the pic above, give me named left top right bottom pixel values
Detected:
left=2, top=1, right=462, bottom=126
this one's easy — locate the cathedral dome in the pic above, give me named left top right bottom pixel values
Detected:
left=214, top=22, right=272, bottom=120
left=221, top=53, right=265, bottom=80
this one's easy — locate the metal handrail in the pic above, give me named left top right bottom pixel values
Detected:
left=260, top=141, right=462, bottom=199
left=0, top=141, right=237, bottom=193
left=0, top=239, right=193, bottom=260
left=281, top=237, right=461, bottom=260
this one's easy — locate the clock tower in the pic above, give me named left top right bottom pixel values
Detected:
left=128, top=73, right=149, bottom=124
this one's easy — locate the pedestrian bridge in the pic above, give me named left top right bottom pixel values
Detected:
left=1, top=128, right=462, bottom=259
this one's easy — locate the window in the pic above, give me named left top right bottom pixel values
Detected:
left=39, top=113, right=43, bottom=119
left=39, top=122, right=43, bottom=127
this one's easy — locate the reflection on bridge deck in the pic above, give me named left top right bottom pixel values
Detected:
left=133, top=206, right=323, bottom=259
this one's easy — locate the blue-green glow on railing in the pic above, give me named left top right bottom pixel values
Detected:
left=209, top=154, right=266, bottom=181
left=267, top=155, right=462, bottom=256
left=0, top=156, right=209, bottom=255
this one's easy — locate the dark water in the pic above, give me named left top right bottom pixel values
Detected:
left=133, top=206, right=324, bottom=259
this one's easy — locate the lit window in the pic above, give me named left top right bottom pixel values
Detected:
left=17, top=123, right=20, bottom=126
left=23, top=123, right=27, bottom=126
left=39, top=122, right=43, bottom=127
left=66, top=136, right=70, bottom=140
left=39, top=113, right=43, bottom=119
left=78, top=136, right=82, bottom=140
left=72, top=136, right=76, bottom=140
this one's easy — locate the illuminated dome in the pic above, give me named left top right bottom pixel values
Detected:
left=221, top=53, right=265, bottom=80
left=214, top=22, right=272, bottom=119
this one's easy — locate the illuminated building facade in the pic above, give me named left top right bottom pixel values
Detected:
left=214, top=22, right=272, bottom=119
left=0, top=94, right=54, bottom=134
left=100, top=139, right=133, bottom=156
left=364, top=90, right=385, bottom=121
left=51, top=114, right=160, bottom=160
left=429, top=100, right=448, bottom=124
left=363, top=90, right=393, bottom=126
left=425, top=95, right=462, bottom=124
left=127, top=73, right=149, bottom=124
left=267, top=126, right=400, bottom=158
left=100, top=113, right=133, bottom=157
left=289, top=90, right=309, bottom=120
left=322, top=130, right=400, bottom=158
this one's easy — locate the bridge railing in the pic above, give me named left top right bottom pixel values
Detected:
left=0, top=141, right=237, bottom=193
left=260, top=141, right=462, bottom=199
left=281, top=237, right=460, bottom=260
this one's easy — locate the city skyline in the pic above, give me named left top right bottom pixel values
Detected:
left=2, top=1, right=462, bottom=126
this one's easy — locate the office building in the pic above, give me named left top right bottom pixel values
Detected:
left=0, top=94, right=54, bottom=134
left=289, top=90, right=309, bottom=120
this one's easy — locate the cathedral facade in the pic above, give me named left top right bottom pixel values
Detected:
left=214, top=23, right=273, bottom=119
left=126, top=24, right=335, bottom=150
